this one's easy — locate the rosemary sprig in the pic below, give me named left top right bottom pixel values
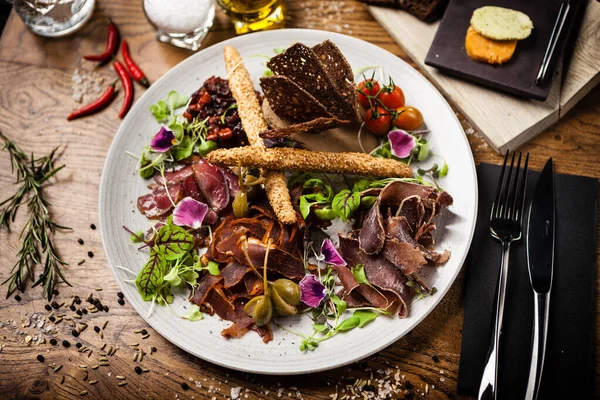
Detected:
left=0, top=132, right=71, bottom=301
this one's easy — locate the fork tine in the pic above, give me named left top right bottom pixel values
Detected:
left=491, top=151, right=510, bottom=220
left=515, top=152, right=530, bottom=223
left=499, top=152, right=516, bottom=219
left=507, top=152, right=523, bottom=220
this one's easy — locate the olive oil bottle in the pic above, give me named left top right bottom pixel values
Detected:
left=217, top=0, right=284, bottom=34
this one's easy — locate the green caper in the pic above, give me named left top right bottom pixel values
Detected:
left=232, top=191, right=249, bottom=219
left=270, top=279, right=301, bottom=306
left=269, top=284, right=298, bottom=316
left=243, top=295, right=273, bottom=327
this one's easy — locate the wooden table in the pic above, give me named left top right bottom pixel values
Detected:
left=0, top=1, right=598, bottom=399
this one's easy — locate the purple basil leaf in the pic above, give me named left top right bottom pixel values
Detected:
left=299, top=274, right=327, bottom=308
left=172, top=197, right=208, bottom=229
left=320, top=238, right=346, bottom=266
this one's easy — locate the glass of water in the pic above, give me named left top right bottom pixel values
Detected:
left=12, top=0, right=95, bottom=38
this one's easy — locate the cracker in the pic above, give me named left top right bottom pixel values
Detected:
left=267, top=43, right=355, bottom=120
left=471, top=6, right=533, bottom=41
left=465, top=25, right=517, bottom=65
left=260, top=117, right=350, bottom=139
left=260, top=75, right=334, bottom=122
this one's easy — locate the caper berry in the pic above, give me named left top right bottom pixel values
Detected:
left=244, top=295, right=273, bottom=327
left=269, top=283, right=298, bottom=316
left=270, top=279, right=301, bottom=306
left=232, top=191, right=249, bottom=219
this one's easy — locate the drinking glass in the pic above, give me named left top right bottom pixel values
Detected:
left=216, top=0, right=284, bottom=35
left=143, top=0, right=215, bottom=51
left=12, top=0, right=95, bottom=37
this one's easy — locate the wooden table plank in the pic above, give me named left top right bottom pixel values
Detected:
left=0, top=1, right=598, bottom=399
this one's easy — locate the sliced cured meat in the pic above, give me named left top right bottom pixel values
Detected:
left=150, top=165, right=193, bottom=189
left=189, top=274, right=222, bottom=306
left=192, top=159, right=230, bottom=211
left=221, top=261, right=250, bottom=289
left=137, top=184, right=183, bottom=219
left=382, top=239, right=427, bottom=276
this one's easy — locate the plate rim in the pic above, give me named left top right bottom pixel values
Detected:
left=99, top=28, right=479, bottom=375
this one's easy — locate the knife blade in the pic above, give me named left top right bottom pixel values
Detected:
left=525, top=158, right=555, bottom=400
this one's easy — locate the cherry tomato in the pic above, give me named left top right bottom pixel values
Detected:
left=393, top=106, right=424, bottom=131
left=377, top=85, right=405, bottom=109
left=357, top=79, right=381, bottom=109
left=365, top=106, right=392, bottom=136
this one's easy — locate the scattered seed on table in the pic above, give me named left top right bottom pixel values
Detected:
left=45, top=304, right=52, bottom=311
left=90, top=380, right=98, bottom=385
left=140, top=329, right=148, bottom=335
left=70, top=305, right=76, bottom=311
left=118, top=298, right=125, bottom=306
left=99, top=357, right=109, bottom=362
left=62, top=340, right=70, bottom=348
left=87, top=350, right=93, bottom=358
left=150, top=346, right=157, bottom=353
left=76, top=343, right=82, bottom=349
left=87, top=293, right=93, bottom=301
left=106, top=346, right=113, bottom=354
left=51, top=301, right=59, bottom=309
left=90, top=223, right=96, bottom=230
left=53, top=365, right=62, bottom=372
left=37, top=354, right=45, bottom=362
left=55, top=317, right=63, bottom=324
left=87, top=251, right=94, bottom=258
left=78, top=238, right=84, bottom=245
left=181, top=382, right=189, bottom=390
left=91, top=365, right=99, bottom=370
left=99, top=362, right=110, bottom=367
left=133, top=352, right=139, bottom=362
left=139, top=351, right=144, bottom=362
left=102, top=321, right=109, bottom=330
left=116, top=376, right=126, bottom=380
left=117, top=292, right=124, bottom=298
left=134, top=366, right=142, bottom=375
left=75, top=297, right=81, bottom=304
left=49, top=338, right=57, bottom=346
left=141, top=334, right=149, bottom=340
left=118, top=381, right=127, bottom=387
left=71, top=329, right=79, bottom=337
left=83, top=372, right=88, bottom=381
left=76, top=309, right=83, bottom=316
left=103, top=306, right=109, bottom=312
left=142, top=367, right=149, bottom=373
left=78, top=259, right=86, bottom=265
left=95, top=288, right=103, bottom=291
left=53, top=289, right=59, bottom=296
left=80, top=390, right=88, bottom=396
left=14, top=295, right=21, bottom=302
left=101, top=343, right=106, bottom=350
left=79, top=365, right=87, bottom=369
left=111, top=347, right=118, bottom=356
left=94, top=326, right=100, bottom=333
left=82, top=308, right=88, bottom=315
left=59, top=376, right=65, bottom=384
left=48, top=316, right=56, bottom=323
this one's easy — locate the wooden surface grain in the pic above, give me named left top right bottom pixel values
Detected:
left=0, top=1, right=598, bottom=399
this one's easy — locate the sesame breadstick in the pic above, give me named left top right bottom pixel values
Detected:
left=224, top=46, right=297, bottom=224
left=206, top=147, right=413, bottom=178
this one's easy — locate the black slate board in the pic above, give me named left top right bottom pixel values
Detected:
left=425, top=0, right=587, bottom=101
left=457, top=163, right=597, bottom=399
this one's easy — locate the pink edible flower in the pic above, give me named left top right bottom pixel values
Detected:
left=388, top=129, right=416, bottom=158
left=172, top=197, right=208, bottom=230
left=150, top=126, right=175, bottom=153
left=320, top=238, right=346, bottom=266
left=299, top=274, right=327, bottom=308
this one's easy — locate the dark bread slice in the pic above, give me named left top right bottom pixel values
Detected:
left=259, top=75, right=334, bottom=123
left=266, top=43, right=355, bottom=121
left=312, top=40, right=361, bottom=121
left=360, top=0, right=447, bottom=21
left=260, top=117, right=350, bottom=139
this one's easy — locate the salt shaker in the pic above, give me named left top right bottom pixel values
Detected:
left=143, top=0, right=215, bottom=51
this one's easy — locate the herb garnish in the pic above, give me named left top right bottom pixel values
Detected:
left=0, top=132, right=71, bottom=301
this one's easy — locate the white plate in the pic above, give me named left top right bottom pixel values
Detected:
left=99, top=29, right=478, bottom=375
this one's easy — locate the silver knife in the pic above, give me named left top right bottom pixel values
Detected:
left=525, top=158, right=556, bottom=400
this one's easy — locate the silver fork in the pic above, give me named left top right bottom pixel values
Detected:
left=478, top=151, right=530, bottom=400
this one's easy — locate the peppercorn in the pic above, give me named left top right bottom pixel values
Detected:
left=45, top=304, right=52, bottom=311
left=118, top=298, right=125, bottom=306
left=87, top=251, right=94, bottom=258
left=49, top=338, right=57, bottom=346
left=14, top=295, right=21, bottom=302
left=71, top=329, right=79, bottom=337
left=140, top=329, right=148, bottom=336
left=151, top=346, right=157, bottom=353
left=62, top=340, right=70, bottom=348
left=76, top=309, right=82, bottom=316
left=37, top=354, right=45, bottom=362
left=76, top=342, right=82, bottom=349
left=82, top=308, right=88, bottom=315
left=74, top=297, right=81, bottom=305
left=77, top=238, right=84, bottom=245
left=70, top=305, right=76, bottom=311
left=181, top=382, right=189, bottom=390
left=90, top=224, right=96, bottom=230
left=87, top=297, right=94, bottom=304
left=51, top=301, right=59, bottom=309
left=134, top=366, right=142, bottom=375
left=48, top=316, right=56, bottom=323
left=103, top=306, right=109, bottom=312
left=53, top=289, right=59, bottom=296
left=95, top=302, right=103, bottom=310
left=432, top=355, right=440, bottom=363
left=117, top=292, right=124, bottom=298
left=94, top=326, right=100, bottom=333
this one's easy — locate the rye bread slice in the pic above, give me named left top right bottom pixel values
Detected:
left=260, top=75, right=334, bottom=122
left=259, top=117, right=350, bottom=139
left=266, top=43, right=355, bottom=121
left=312, top=40, right=361, bottom=121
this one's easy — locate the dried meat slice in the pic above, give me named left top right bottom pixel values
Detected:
left=260, top=75, right=333, bottom=122
left=259, top=117, right=350, bottom=139
left=312, top=40, right=360, bottom=121
left=266, top=43, right=355, bottom=120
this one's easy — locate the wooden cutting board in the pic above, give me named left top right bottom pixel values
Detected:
left=368, top=1, right=600, bottom=154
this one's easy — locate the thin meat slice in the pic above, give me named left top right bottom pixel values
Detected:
left=221, top=261, right=250, bottom=289
left=382, top=239, right=427, bottom=276
left=148, top=165, right=193, bottom=189
left=137, top=184, right=183, bottom=219
left=192, top=159, right=230, bottom=211
left=333, top=264, right=388, bottom=310
left=189, top=274, right=223, bottom=306
left=231, top=238, right=305, bottom=281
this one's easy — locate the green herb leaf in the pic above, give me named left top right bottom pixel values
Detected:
left=313, top=207, right=338, bottom=221
left=129, top=230, right=145, bottom=243
left=198, top=140, right=218, bottom=156
left=182, top=304, right=203, bottom=321
left=220, top=103, right=238, bottom=124
left=336, top=316, right=360, bottom=331
left=313, top=323, right=329, bottom=333
left=299, top=196, right=312, bottom=219
left=205, top=261, right=220, bottom=276
left=329, top=294, right=347, bottom=315
left=166, top=91, right=189, bottom=113
left=163, top=265, right=182, bottom=287
left=149, top=100, right=168, bottom=122
left=332, top=189, right=360, bottom=221
left=351, top=264, right=369, bottom=285
left=352, top=179, right=371, bottom=192
left=417, top=141, right=430, bottom=162
left=439, top=162, right=448, bottom=178
left=171, top=136, right=195, bottom=161
left=360, top=195, right=377, bottom=208
left=263, top=69, right=274, bottom=77
left=154, top=223, right=195, bottom=260
left=139, top=152, right=156, bottom=179
left=136, top=250, right=168, bottom=301
left=168, top=118, right=185, bottom=142
left=273, top=47, right=286, bottom=54
left=352, top=310, right=380, bottom=327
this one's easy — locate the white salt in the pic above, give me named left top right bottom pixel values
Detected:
left=144, top=0, right=213, bottom=33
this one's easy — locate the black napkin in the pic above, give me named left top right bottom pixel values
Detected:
left=457, top=163, right=597, bottom=399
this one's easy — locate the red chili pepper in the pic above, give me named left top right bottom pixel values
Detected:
left=121, top=40, right=150, bottom=88
left=84, top=19, right=120, bottom=64
left=67, top=83, right=117, bottom=121
left=114, top=60, right=133, bottom=119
